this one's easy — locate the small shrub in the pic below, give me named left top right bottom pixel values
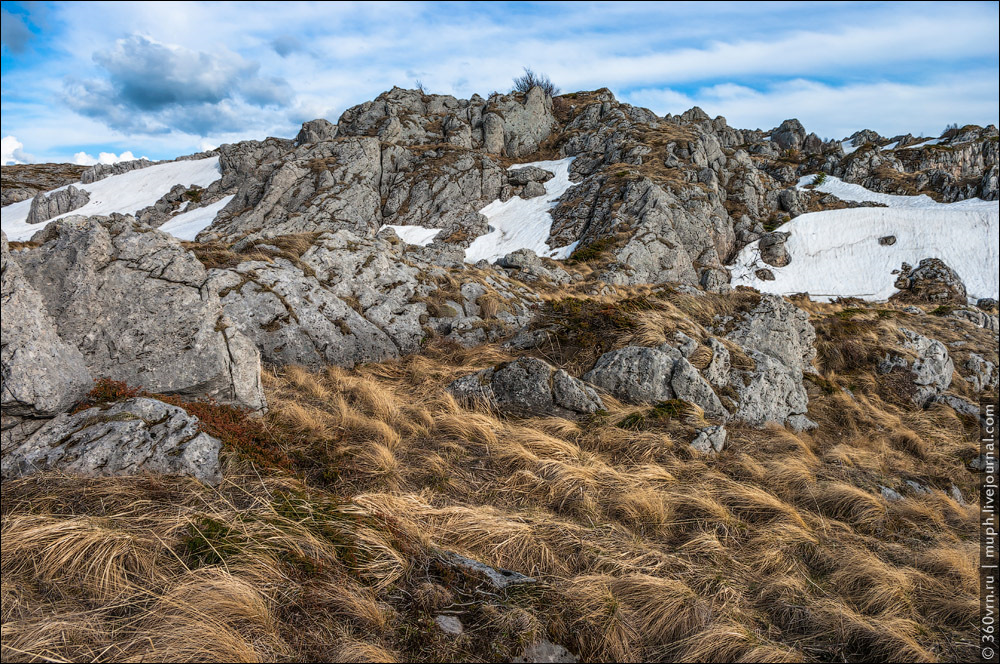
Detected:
left=812, top=172, right=827, bottom=186
left=512, top=67, right=559, bottom=97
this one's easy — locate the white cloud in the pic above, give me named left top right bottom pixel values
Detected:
left=622, top=73, right=1000, bottom=140
left=72, top=150, right=145, bottom=166
left=2, top=2, right=996, bottom=160
left=1, top=135, right=34, bottom=165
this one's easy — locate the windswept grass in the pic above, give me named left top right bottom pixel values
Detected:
left=2, top=297, right=984, bottom=662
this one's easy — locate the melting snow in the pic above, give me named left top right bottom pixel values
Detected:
left=381, top=224, right=442, bottom=246
left=731, top=177, right=999, bottom=302
left=158, top=195, right=235, bottom=241
left=464, top=157, right=578, bottom=263
left=1, top=157, right=222, bottom=242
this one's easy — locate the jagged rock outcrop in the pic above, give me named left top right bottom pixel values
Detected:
left=758, top=232, right=791, bottom=267
left=296, top=118, right=338, bottom=144
left=891, top=258, right=968, bottom=304
left=211, top=258, right=399, bottom=368
left=12, top=217, right=265, bottom=411
left=583, top=344, right=729, bottom=419
left=25, top=185, right=90, bottom=225
left=1, top=232, right=92, bottom=450
left=770, top=119, right=807, bottom=152
left=80, top=158, right=154, bottom=184
left=448, top=357, right=603, bottom=417
left=580, top=294, right=816, bottom=428
left=965, top=353, right=999, bottom=393
left=207, top=137, right=383, bottom=241
left=878, top=327, right=954, bottom=406
left=721, top=294, right=817, bottom=427
left=336, top=86, right=557, bottom=158
left=1, top=397, right=222, bottom=485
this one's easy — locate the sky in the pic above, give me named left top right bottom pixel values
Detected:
left=2, top=1, right=998, bottom=164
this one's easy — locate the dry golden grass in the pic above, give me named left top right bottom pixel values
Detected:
left=1, top=297, right=985, bottom=662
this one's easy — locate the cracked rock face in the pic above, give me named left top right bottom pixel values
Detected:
left=2, top=232, right=93, bottom=450
left=25, top=185, right=90, bottom=225
left=448, top=357, right=603, bottom=418
left=12, top=217, right=265, bottom=412
left=892, top=257, right=967, bottom=304
left=1, top=397, right=222, bottom=485
left=878, top=327, right=954, bottom=406
left=583, top=344, right=729, bottom=419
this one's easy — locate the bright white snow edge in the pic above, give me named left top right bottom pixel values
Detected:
left=379, top=224, right=442, bottom=247
left=375, top=157, right=580, bottom=262
left=1, top=157, right=222, bottom=242
left=465, top=157, right=578, bottom=263
left=796, top=174, right=996, bottom=210
left=732, top=177, right=1000, bottom=302
left=158, top=195, right=235, bottom=241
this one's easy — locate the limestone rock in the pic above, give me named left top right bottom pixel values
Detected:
left=448, top=357, right=602, bottom=417
left=25, top=185, right=90, bottom=225
left=1, top=232, right=92, bottom=442
left=211, top=259, right=399, bottom=369
left=965, top=353, right=998, bottom=392
left=891, top=258, right=967, bottom=304
left=1, top=397, right=222, bottom=485
left=758, top=232, right=791, bottom=267
left=13, top=218, right=265, bottom=411
left=690, top=425, right=727, bottom=453
left=879, top=327, right=954, bottom=406
left=770, top=119, right=807, bottom=152
left=296, top=118, right=338, bottom=144
left=80, top=158, right=154, bottom=184
left=583, top=346, right=680, bottom=404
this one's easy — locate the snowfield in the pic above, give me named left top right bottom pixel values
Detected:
left=380, top=224, right=442, bottom=247
left=730, top=176, right=999, bottom=302
left=158, top=195, right=234, bottom=241
left=1, top=157, right=222, bottom=242
left=465, top=157, right=578, bottom=263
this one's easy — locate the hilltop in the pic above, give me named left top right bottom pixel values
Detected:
left=1, top=85, right=997, bottom=663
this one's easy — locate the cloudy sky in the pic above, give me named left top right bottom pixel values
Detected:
left=2, top=1, right=998, bottom=164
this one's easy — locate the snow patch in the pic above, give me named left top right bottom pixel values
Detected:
left=732, top=178, right=999, bottom=302
left=796, top=174, right=994, bottom=210
left=381, top=224, right=442, bottom=247
left=465, top=157, right=577, bottom=263
left=1, top=157, right=222, bottom=242
left=158, top=195, right=234, bottom=241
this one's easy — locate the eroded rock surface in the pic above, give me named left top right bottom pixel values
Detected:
left=1, top=397, right=222, bottom=485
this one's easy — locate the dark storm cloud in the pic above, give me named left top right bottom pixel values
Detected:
left=64, top=35, right=293, bottom=135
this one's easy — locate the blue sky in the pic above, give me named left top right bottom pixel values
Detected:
left=2, top=1, right=998, bottom=164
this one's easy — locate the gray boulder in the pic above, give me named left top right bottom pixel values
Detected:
left=211, top=259, right=400, bottom=369
left=724, top=294, right=816, bottom=372
left=891, top=258, right=967, bottom=304
left=583, top=345, right=728, bottom=418
left=758, top=232, right=791, bottom=267
left=296, top=118, right=338, bottom=144
left=80, top=158, right=153, bottom=184
left=879, top=327, right=954, bottom=406
left=2, top=232, right=92, bottom=449
left=1, top=397, right=222, bottom=485
left=728, top=350, right=810, bottom=426
left=508, top=166, right=554, bottom=186
left=13, top=218, right=265, bottom=411
left=690, top=425, right=727, bottom=454
left=770, top=119, right=807, bottom=152
left=448, top=357, right=602, bottom=417
left=965, top=354, right=998, bottom=392
left=25, top=185, right=90, bottom=225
